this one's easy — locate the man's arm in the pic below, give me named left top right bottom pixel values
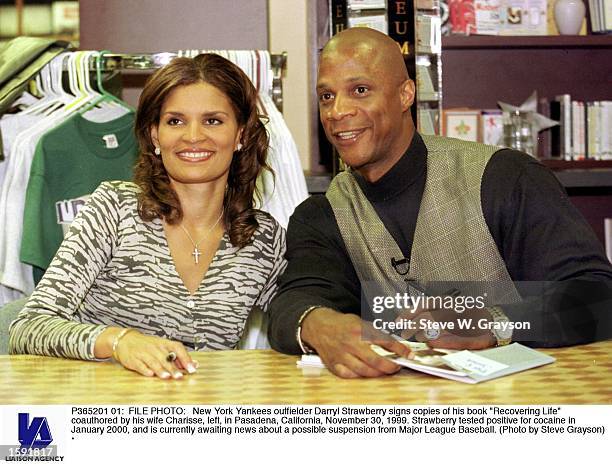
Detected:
left=267, top=196, right=360, bottom=354
left=267, top=196, right=411, bottom=377
left=482, top=150, right=612, bottom=346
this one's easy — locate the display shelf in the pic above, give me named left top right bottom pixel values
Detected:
left=542, top=160, right=612, bottom=170
left=441, top=35, right=612, bottom=109
left=442, top=35, right=612, bottom=49
left=542, top=158, right=612, bottom=189
left=554, top=170, right=612, bottom=189
left=304, top=165, right=612, bottom=194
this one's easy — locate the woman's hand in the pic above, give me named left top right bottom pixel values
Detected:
left=95, top=328, right=198, bottom=379
left=113, top=331, right=198, bottom=379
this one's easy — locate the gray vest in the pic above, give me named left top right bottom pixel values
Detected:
left=326, top=134, right=520, bottom=306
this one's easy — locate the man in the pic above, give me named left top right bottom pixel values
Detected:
left=268, top=28, right=612, bottom=378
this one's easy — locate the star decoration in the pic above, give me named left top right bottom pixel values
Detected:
left=455, top=121, right=471, bottom=135
left=498, top=91, right=559, bottom=155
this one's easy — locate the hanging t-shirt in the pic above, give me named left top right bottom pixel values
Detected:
left=0, top=111, right=45, bottom=303
left=20, top=111, right=137, bottom=278
left=0, top=112, right=43, bottom=207
left=1, top=111, right=65, bottom=300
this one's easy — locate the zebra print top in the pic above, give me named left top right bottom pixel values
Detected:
left=9, top=181, right=287, bottom=360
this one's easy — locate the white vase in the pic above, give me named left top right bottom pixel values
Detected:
left=554, top=0, right=586, bottom=35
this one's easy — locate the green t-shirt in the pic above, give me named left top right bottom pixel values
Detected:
left=20, top=111, right=137, bottom=278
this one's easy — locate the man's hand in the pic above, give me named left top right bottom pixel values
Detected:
left=398, top=306, right=496, bottom=350
left=300, top=307, right=412, bottom=378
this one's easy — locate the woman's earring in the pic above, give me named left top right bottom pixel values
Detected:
left=154, top=147, right=161, bottom=155
left=236, top=143, right=243, bottom=152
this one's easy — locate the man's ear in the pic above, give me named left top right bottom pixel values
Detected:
left=399, top=79, right=416, bottom=112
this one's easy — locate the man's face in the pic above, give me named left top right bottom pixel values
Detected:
left=316, top=48, right=414, bottom=180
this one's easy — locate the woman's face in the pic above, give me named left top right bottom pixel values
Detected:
left=150, top=81, right=242, bottom=189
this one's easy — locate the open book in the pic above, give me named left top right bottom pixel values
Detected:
left=297, top=341, right=555, bottom=384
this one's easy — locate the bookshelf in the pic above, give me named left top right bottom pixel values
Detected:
left=442, top=35, right=612, bottom=48
left=441, top=35, right=612, bottom=108
left=544, top=161, right=612, bottom=190
left=542, top=160, right=612, bottom=170
left=441, top=34, right=612, bottom=245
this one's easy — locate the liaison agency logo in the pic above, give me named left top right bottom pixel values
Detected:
left=1, top=412, right=64, bottom=462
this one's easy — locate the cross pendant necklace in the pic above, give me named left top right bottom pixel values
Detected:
left=179, top=211, right=224, bottom=264
left=192, top=247, right=202, bottom=264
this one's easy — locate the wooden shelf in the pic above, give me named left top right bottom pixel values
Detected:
left=305, top=160, right=612, bottom=193
left=540, top=160, right=612, bottom=188
left=542, top=160, right=612, bottom=170
left=441, top=34, right=612, bottom=108
left=442, top=35, right=612, bottom=50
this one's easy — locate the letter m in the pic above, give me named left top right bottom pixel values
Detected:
left=18, top=413, right=53, bottom=448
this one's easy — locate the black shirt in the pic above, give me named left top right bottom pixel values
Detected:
left=268, top=134, right=612, bottom=354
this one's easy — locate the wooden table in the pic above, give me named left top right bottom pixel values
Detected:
left=1, top=342, right=610, bottom=404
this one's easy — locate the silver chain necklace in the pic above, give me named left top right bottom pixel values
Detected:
left=179, top=211, right=224, bottom=264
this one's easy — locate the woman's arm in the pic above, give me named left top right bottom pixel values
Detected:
left=10, top=181, right=198, bottom=378
left=254, top=219, right=287, bottom=312
left=9, top=182, right=121, bottom=359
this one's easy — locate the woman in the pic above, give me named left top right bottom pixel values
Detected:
left=9, top=54, right=286, bottom=379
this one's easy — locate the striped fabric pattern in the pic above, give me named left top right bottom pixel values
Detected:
left=9, top=181, right=286, bottom=360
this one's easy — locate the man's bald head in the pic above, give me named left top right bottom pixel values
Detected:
left=320, top=27, right=409, bottom=85
left=316, top=27, right=416, bottom=183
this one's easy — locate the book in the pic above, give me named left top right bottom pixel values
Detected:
left=602, top=101, right=612, bottom=160
left=416, top=13, right=442, bottom=54
left=474, top=0, right=502, bottom=35
left=538, top=96, right=552, bottom=158
left=449, top=0, right=477, bottom=34
left=579, top=101, right=586, bottom=160
left=331, top=0, right=348, bottom=35
left=588, top=0, right=612, bottom=32
left=500, top=0, right=547, bottom=35
left=298, top=342, right=556, bottom=384
left=588, top=0, right=597, bottom=32
left=418, top=107, right=438, bottom=135
left=480, top=110, right=504, bottom=145
left=605, top=0, right=612, bottom=31
left=416, top=63, right=438, bottom=100
left=605, top=218, right=612, bottom=263
left=387, top=0, right=415, bottom=55
left=416, top=0, right=440, bottom=9
left=551, top=95, right=572, bottom=160
left=347, top=13, right=388, bottom=32
left=500, top=0, right=527, bottom=34
left=525, top=0, right=548, bottom=35
left=347, top=0, right=387, bottom=10
left=572, top=100, right=585, bottom=160
left=586, top=102, right=599, bottom=160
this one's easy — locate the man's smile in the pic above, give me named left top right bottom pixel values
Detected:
left=332, top=128, right=367, bottom=145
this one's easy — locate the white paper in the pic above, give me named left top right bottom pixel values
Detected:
left=441, top=350, right=509, bottom=376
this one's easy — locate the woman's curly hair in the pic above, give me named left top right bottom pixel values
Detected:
left=133, top=53, right=271, bottom=248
